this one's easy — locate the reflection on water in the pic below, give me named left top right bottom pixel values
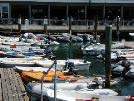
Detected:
left=53, top=43, right=83, bottom=59
left=52, top=43, right=134, bottom=96
left=121, top=82, right=134, bottom=96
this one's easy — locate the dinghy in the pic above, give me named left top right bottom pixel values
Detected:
left=21, top=70, right=85, bottom=83
left=14, top=66, right=55, bottom=72
left=26, top=82, right=118, bottom=101
left=81, top=43, right=105, bottom=55
left=35, top=59, right=91, bottom=70
left=0, top=58, right=42, bottom=68
left=113, top=49, right=134, bottom=60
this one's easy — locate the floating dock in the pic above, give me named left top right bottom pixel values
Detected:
left=0, top=68, right=29, bottom=101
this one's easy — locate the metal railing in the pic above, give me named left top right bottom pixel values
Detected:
left=1, top=18, right=134, bottom=27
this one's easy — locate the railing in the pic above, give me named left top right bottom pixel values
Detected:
left=1, top=18, right=134, bottom=27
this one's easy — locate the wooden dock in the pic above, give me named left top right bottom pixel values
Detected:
left=0, top=68, right=29, bottom=101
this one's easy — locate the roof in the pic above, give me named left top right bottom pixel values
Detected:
left=0, top=0, right=89, bottom=3
left=91, top=0, right=134, bottom=4
left=0, top=0, right=134, bottom=4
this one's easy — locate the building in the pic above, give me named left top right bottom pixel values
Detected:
left=0, top=0, right=134, bottom=33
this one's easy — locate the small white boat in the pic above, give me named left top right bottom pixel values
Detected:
left=81, top=42, right=126, bottom=56
left=97, top=51, right=119, bottom=62
left=113, top=49, right=134, bottom=60
left=14, top=66, right=55, bottom=72
left=0, top=58, right=42, bottom=67
left=26, top=82, right=118, bottom=101
left=81, top=43, right=105, bottom=55
left=0, top=44, right=44, bottom=53
left=35, top=59, right=91, bottom=70
left=1, top=41, right=32, bottom=46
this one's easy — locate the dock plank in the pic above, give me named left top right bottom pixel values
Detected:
left=10, top=69, right=25, bottom=101
left=0, top=68, right=9, bottom=101
left=0, top=68, right=29, bottom=101
left=14, top=70, right=29, bottom=101
left=7, top=68, right=20, bottom=101
left=0, top=79, right=3, bottom=101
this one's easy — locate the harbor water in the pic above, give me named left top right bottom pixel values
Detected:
left=52, top=43, right=134, bottom=96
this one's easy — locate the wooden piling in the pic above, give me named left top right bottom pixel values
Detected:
left=18, top=18, right=21, bottom=34
left=68, top=17, right=72, bottom=59
left=116, top=16, right=120, bottom=41
left=69, top=17, right=72, bottom=35
left=18, top=24, right=21, bottom=34
left=105, top=25, right=112, bottom=88
left=43, top=17, right=48, bottom=34
left=94, top=15, right=98, bottom=41
left=44, top=24, right=47, bottom=34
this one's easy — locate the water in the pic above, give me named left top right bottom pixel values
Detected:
left=52, top=42, right=134, bottom=96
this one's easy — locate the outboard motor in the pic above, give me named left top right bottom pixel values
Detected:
left=63, top=61, right=78, bottom=75
left=88, top=77, right=104, bottom=89
left=63, top=61, right=75, bottom=70
left=68, top=62, right=75, bottom=69
left=68, top=62, right=78, bottom=75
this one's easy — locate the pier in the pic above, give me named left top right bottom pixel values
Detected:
left=0, top=68, right=29, bottom=101
left=1, top=23, right=134, bottom=33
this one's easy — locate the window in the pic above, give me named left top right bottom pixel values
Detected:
left=0, top=6, right=8, bottom=18
left=2, top=13, right=8, bottom=18
left=2, top=6, right=8, bottom=12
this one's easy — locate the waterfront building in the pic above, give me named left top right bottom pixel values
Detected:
left=0, top=0, right=134, bottom=33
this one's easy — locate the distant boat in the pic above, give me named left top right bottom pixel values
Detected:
left=81, top=42, right=125, bottom=56
left=113, top=49, right=134, bottom=60
left=0, top=58, right=42, bottom=68
left=81, top=43, right=105, bottom=56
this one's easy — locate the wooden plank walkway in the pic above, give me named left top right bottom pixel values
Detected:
left=0, top=68, right=29, bottom=101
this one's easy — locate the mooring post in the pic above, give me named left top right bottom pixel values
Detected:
left=44, top=23, right=47, bottom=36
left=116, top=16, right=120, bottom=41
left=18, top=17, right=21, bottom=34
left=44, top=17, right=48, bottom=34
left=44, top=24, right=47, bottom=34
left=68, top=17, right=72, bottom=59
left=69, top=16, right=72, bottom=35
left=105, top=25, right=112, bottom=88
left=94, top=15, right=98, bottom=41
